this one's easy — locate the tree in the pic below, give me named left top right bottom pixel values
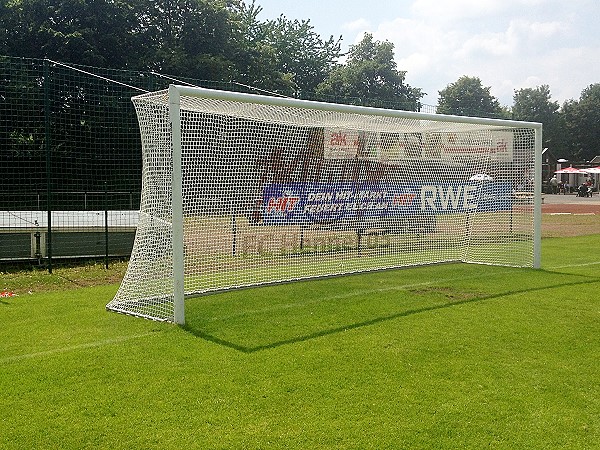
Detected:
left=437, top=76, right=503, bottom=118
left=315, top=33, right=423, bottom=110
left=513, top=85, right=559, bottom=122
left=0, top=0, right=340, bottom=93
left=561, top=83, right=600, bottom=161
left=132, top=0, right=241, bottom=79
left=0, top=0, right=243, bottom=78
left=0, top=0, right=138, bottom=67
left=558, top=99, right=579, bottom=161
left=263, top=15, right=341, bottom=95
left=512, top=85, right=560, bottom=152
left=233, top=2, right=341, bottom=96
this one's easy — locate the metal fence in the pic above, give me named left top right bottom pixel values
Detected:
left=1, top=57, right=150, bottom=268
left=0, top=55, right=437, bottom=269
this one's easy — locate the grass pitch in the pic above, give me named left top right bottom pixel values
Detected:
left=1, top=236, right=599, bottom=449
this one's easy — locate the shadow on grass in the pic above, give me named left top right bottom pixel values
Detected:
left=183, top=274, right=600, bottom=353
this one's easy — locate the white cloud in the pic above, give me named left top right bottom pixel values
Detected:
left=368, top=17, right=470, bottom=103
left=507, top=19, right=568, bottom=41
left=336, top=0, right=597, bottom=106
left=342, top=18, right=371, bottom=33
left=529, top=46, right=600, bottom=102
left=373, top=17, right=459, bottom=63
left=411, top=0, right=551, bottom=22
left=411, top=0, right=507, bottom=22
left=522, top=76, right=545, bottom=88
left=456, top=31, right=518, bottom=59
left=526, top=20, right=567, bottom=38
left=397, top=52, right=432, bottom=75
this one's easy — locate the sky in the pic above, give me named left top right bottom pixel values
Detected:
left=254, top=0, right=600, bottom=108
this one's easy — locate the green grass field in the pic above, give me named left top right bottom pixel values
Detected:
left=1, top=234, right=599, bottom=449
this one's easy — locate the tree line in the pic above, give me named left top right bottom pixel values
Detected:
left=1, top=0, right=598, bottom=162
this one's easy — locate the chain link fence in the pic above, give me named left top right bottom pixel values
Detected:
left=0, top=55, right=436, bottom=270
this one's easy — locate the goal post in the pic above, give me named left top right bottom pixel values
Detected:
left=107, top=85, right=542, bottom=324
left=534, top=126, right=543, bottom=269
left=169, top=85, right=185, bottom=325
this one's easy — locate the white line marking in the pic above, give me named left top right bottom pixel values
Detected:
left=1, top=332, right=158, bottom=364
left=547, top=261, right=600, bottom=269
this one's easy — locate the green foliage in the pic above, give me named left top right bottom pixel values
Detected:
left=0, top=0, right=341, bottom=94
left=508, top=82, right=600, bottom=162
left=561, top=83, right=600, bottom=161
left=513, top=85, right=559, bottom=122
left=133, top=0, right=240, bottom=79
left=231, top=1, right=341, bottom=96
left=513, top=85, right=560, bottom=152
left=1, top=235, right=599, bottom=449
left=1, top=0, right=137, bottom=67
left=315, top=33, right=424, bottom=110
left=437, top=75, right=503, bottom=118
left=559, top=99, right=580, bottom=159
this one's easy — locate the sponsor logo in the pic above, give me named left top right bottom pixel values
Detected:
left=261, top=182, right=512, bottom=225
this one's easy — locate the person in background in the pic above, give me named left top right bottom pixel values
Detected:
left=578, top=182, right=591, bottom=197
left=549, top=176, right=558, bottom=194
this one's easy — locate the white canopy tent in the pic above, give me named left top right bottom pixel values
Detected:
left=583, top=166, right=600, bottom=174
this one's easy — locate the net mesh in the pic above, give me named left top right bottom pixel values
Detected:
left=107, top=88, right=537, bottom=322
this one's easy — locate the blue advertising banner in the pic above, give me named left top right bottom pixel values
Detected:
left=260, top=182, right=513, bottom=226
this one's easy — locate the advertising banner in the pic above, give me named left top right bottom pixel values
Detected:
left=260, top=182, right=513, bottom=226
left=424, top=131, right=514, bottom=162
left=323, top=128, right=362, bottom=159
left=321, top=129, right=514, bottom=163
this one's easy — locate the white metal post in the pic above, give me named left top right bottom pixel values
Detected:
left=533, top=125, right=543, bottom=269
left=169, top=85, right=185, bottom=325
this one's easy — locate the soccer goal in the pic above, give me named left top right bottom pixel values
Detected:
left=106, top=85, right=542, bottom=324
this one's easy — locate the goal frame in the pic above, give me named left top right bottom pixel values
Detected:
left=166, top=85, right=542, bottom=325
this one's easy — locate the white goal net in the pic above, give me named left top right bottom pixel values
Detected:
left=107, top=86, right=541, bottom=323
